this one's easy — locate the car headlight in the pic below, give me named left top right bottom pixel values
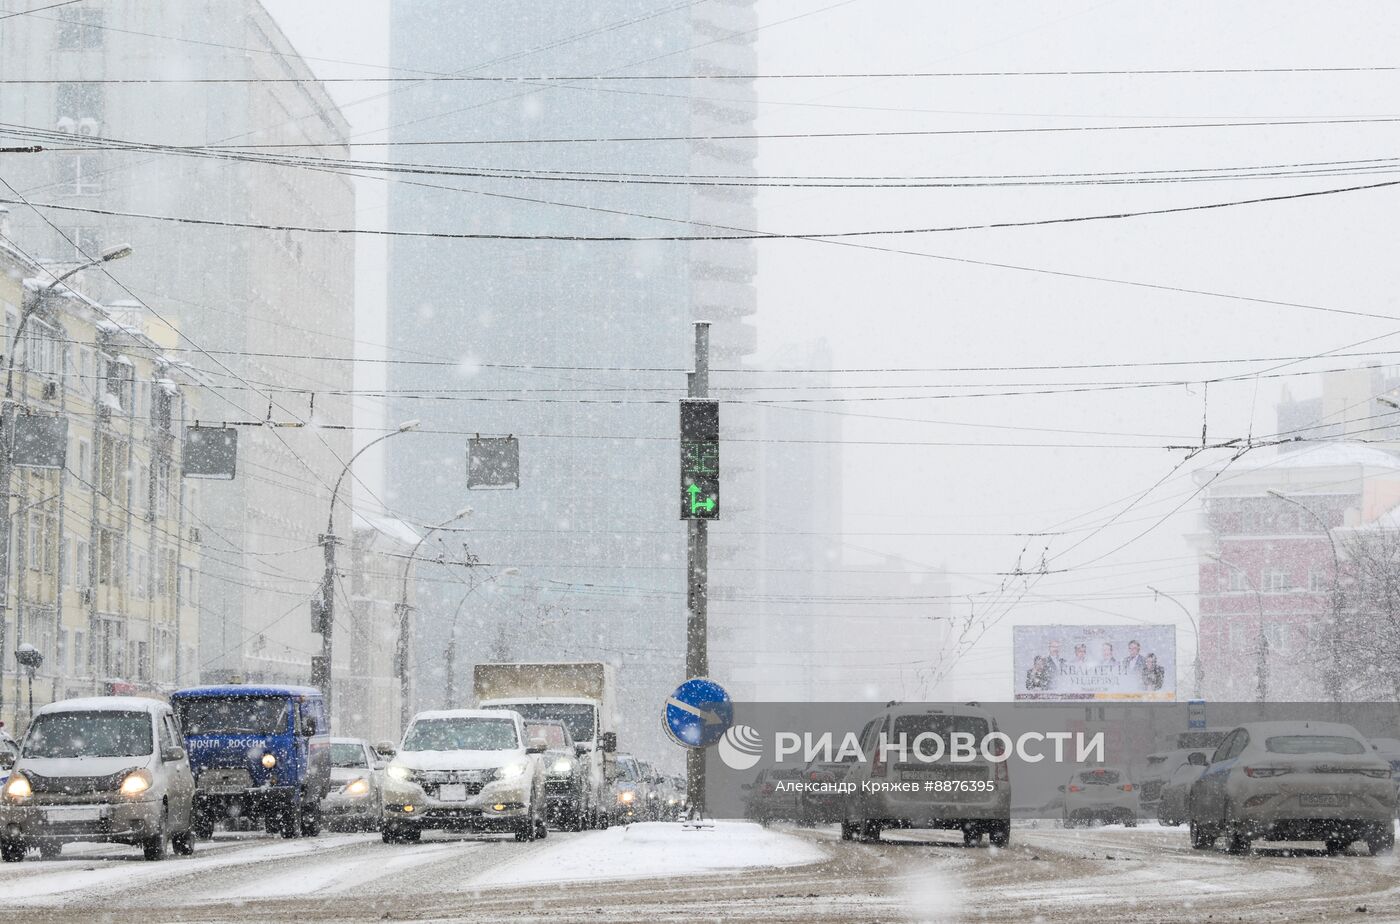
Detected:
left=3, top=772, right=30, bottom=801
left=493, top=762, right=527, bottom=782
left=618, top=790, right=636, bottom=803
left=550, top=758, right=574, bottom=775
left=344, top=777, right=370, bottom=796
left=387, top=764, right=412, bottom=781
left=120, top=769, right=153, bottom=797
left=647, top=791, right=658, bottom=799
left=261, top=753, right=277, bottom=770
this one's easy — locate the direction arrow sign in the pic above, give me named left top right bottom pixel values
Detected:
left=663, top=677, right=733, bottom=748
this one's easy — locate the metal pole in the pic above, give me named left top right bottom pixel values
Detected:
left=0, top=401, right=13, bottom=726
left=316, top=422, right=419, bottom=729
left=444, top=628, right=456, bottom=710
left=685, top=321, right=710, bottom=815
left=1148, top=586, right=1203, bottom=699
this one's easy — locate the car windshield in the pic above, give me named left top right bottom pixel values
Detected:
left=1076, top=769, right=1123, bottom=785
left=617, top=757, right=640, bottom=781
left=403, top=718, right=518, bottom=752
left=1264, top=735, right=1366, bottom=755
left=173, top=696, right=289, bottom=735
left=330, top=743, right=367, bottom=768
left=496, top=703, right=595, bottom=743
left=23, top=711, right=153, bottom=759
left=525, top=723, right=571, bottom=749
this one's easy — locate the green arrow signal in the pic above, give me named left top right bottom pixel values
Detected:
left=687, top=482, right=716, bottom=515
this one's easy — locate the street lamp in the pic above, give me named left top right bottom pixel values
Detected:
left=443, top=567, right=519, bottom=709
left=395, top=506, right=473, bottom=728
left=8, top=243, right=133, bottom=399
left=315, top=420, right=420, bottom=724
left=1210, top=554, right=1268, bottom=703
left=1148, top=585, right=1203, bottom=699
left=1267, top=489, right=1344, bottom=701
left=0, top=245, right=130, bottom=724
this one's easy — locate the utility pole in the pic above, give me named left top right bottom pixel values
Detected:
left=684, top=321, right=711, bottom=815
left=315, top=420, right=419, bottom=727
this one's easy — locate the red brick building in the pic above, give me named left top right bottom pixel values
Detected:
left=1193, top=443, right=1400, bottom=701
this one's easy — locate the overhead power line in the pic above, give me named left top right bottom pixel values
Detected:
left=103, top=116, right=1400, bottom=149
left=0, top=0, right=85, bottom=22
left=7, top=64, right=1399, bottom=83
left=5, top=176, right=1396, bottom=243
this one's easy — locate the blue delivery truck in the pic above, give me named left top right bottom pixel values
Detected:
left=170, top=685, right=331, bottom=839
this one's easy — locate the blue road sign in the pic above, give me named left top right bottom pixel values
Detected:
left=663, top=677, right=733, bottom=748
left=1188, top=699, right=1207, bottom=730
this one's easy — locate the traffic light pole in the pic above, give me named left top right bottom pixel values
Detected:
left=685, top=321, right=710, bottom=815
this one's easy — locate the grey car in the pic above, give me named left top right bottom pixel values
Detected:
left=1155, top=750, right=1213, bottom=826
left=1189, top=721, right=1395, bottom=855
left=0, top=697, right=196, bottom=862
left=841, top=703, right=1011, bottom=848
left=321, top=738, right=386, bottom=831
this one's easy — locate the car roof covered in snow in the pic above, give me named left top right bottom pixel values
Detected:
left=478, top=696, right=598, bottom=706
left=36, top=696, right=167, bottom=715
left=1233, top=720, right=1366, bottom=738
left=411, top=708, right=521, bottom=723
left=1229, top=442, right=1400, bottom=472
left=171, top=684, right=322, bottom=699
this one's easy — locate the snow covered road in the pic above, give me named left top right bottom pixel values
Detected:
left=2, top=822, right=1397, bottom=922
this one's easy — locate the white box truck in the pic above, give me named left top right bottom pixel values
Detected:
left=474, top=662, right=617, bottom=829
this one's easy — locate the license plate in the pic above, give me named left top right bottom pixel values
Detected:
left=903, top=770, right=945, bottom=782
left=438, top=784, right=467, bottom=802
left=46, top=806, right=102, bottom=822
left=1301, top=793, right=1345, bottom=807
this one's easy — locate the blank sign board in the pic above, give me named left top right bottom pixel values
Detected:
left=467, top=436, right=519, bottom=489
left=182, top=426, right=238, bottom=480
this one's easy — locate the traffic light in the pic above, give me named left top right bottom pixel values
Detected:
left=679, top=399, right=719, bottom=520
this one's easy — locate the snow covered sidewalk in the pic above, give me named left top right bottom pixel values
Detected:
left=469, top=821, right=827, bottom=888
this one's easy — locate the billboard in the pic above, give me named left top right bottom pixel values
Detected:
left=1013, top=624, right=1177, bottom=701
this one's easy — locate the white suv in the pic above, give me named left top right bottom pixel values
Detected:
left=381, top=709, right=548, bottom=843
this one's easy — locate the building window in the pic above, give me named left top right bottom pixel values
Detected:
left=1226, top=569, right=1248, bottom=593
left=56, top=9, right=104, bottom=49
left=55, top=155, right=103, bottom=196
left=135, top=551, right=148, bottom=598
left=156, top=459, right=170, bottom=516
left=79, top=348, right=94, bottom=395
left=62, top=226, right=101, bottom=262
left=56, top=82, right=103, bottom=125
left=75, top=438, right=91, bottom=484
left=75, top=538, right=90, bottom=588
left=97, top=529, right=121, bottom=587
left=1309, top=569, right=1330, bottom=592
left=23, top=319, right=61, bottom=377
left=1263, top=569, right=1290, bottom=593
left=26, top=512, right=41, bottom=571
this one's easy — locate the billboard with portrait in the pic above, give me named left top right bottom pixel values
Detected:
left=1013, top=624, right=1177, bottom=701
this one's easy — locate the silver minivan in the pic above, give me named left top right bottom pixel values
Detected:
left=0, top=697, right=196, bottom=861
